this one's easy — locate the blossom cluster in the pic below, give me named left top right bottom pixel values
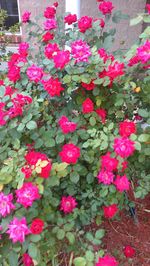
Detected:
left=0, top=83, right=32, bottom=126
left=22, top=150, right=52, bottom=179
left=97, top=120, right=136, bottom=218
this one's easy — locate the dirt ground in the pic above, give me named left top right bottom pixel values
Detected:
left=59, top=194, right=150, bottom=266
left=102, top=194, right=150, bottom=266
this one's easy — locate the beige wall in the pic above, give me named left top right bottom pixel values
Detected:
left=19, top=0, right=147, bottom=50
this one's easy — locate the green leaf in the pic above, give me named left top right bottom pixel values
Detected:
left=89, top=117, right=96, bottom=126
left=8, top=250, right=18, bottom=266
left=85, top=251, right=94, bottom=262
left=0, top=172, right=12, bottom=184
left=30, top=234, right=41, bottom=242
left=95, top=229, right=105, bottom=239
left=74, top=257, right=86, bottom=266
left=26, top=120, right=37, bottom=130
left=94, top=79, right=103, bottom=85
left=134, top=141, right=141, bottom=151
left=112, top=11, right=129, bottom=23
left=17, top=123, right=25, bottom=132
left=66, top=232, right=75, bottom=244
left=56, top=134, right=65, bottom=144
left=0, top=86, right=5, bottom=97
left=138, top=134, right=150, bottom=142
left=138, top=109, right=149, bottom=118
left=130, top=15, right=143, bottom=26
left=28, top=243, right=38, bottom=259
left=56, top=229, right=65, bottom=240
left=63, top=75, right=72, bottom=84
left=70, top=172, right=80, bottom=183
left=72, top=75, right=81, bottom=82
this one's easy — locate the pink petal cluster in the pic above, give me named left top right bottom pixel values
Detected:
left=103, top=204, right=118, bottom=219
left=0, top=90, right=32, bottom=126
left=7, top=217, right=30, bottom=243
left=16, top=182, right=40, bottom=208
left=8, top=94, right=32, bottom=119
left=96, top=255, right=118, bottom=266
left=23, top=253, right=34, bottom=266
left=101, top=152, right=118, bottom=171
left=44, top=19, right=57, bottom=30
left=0, top=192, right=15, bottom=217
left=71, top=40, right=91, bottom=63
left=114, top=137, right=135, bottom=158
left=18, top=42, right=29, bottom=57
left=99, top=62, right=124, bottom=86
left=97, top=170, right=114, bottom=185
left=53, top=50, right=70, bottom=69
left=119, top=120, right=136, bottom=137
left=8, top=65, right=21, bottom=83
left=114, top=175, right=130, bottom=192
left=98, top=48, right=114, bottom=63
left=44, top=43, right=60, bottom=59
left=137, top=40, right=150, bottom=64
left=96, top=108, right=107, bottom=124
left=59, top=143, right=80, bottom=164
left=59, top=116, right=77, bottom=134
left=22, top=11, right=31, bottom=23
left=78, top=16, right=93, bottom=33
left=60, top=196, right=77, bottom=213
left=82, top=98, right=94, bottom=114
left=99, top=1, right=114, bottom=15
left=27, top=65, right=43, bottom=83
left=42, top=77, right=64, bottom=97
left=64, top=14, right=77, bottom=25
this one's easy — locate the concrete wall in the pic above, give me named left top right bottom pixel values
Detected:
left=19, top=0, right=147, bottom=50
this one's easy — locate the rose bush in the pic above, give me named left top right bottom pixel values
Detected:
left=0, top=1, right=149, bottom=265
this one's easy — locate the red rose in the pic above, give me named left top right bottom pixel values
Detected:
left=42, top=77, right=64, bottom=97
left=44, top=6, right=56, bottom=19
left=42, top=32, right=54, bottom=42
left=30, top=218, right=44, bottom=234
left=53, top=50, right=70, bottom=69
left=59, top=143, right=80, bottom=164
left=82, top=80, right=95, bottom=91
left=22, top=253, right=34, bottom=266
left=82, top=98, right=94, bottom=114
left=103, top=204, right=118, bottom=219
left=119, top=120, right=136, bottom=137
left=78, top=16, right=92, bottom=33
left=123, top=245, right=136, bottom=258
left=64, top=14, right=77, bottom=25
left=99, top=1, right=114, bottom=15
left=53, top=2, right=58, bottom=7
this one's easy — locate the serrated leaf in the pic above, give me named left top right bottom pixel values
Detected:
left=35, top=166, right=42, bottom=174
left=28, top=243, right=38, bottom=259
left=40, top=160, right=49, bottom=167
left=74, top=257, right=86, bottom=266
left=66, top=232, right=75, bottom=244
left=26, top=121, right=37, bottom=130
left=85, top=251, right=94, bottom=262
left=56, top=229, right=65, bottom=240
left=95, top=229, right=105, bottom=239
left=138, top=134, right=150, bottom=142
